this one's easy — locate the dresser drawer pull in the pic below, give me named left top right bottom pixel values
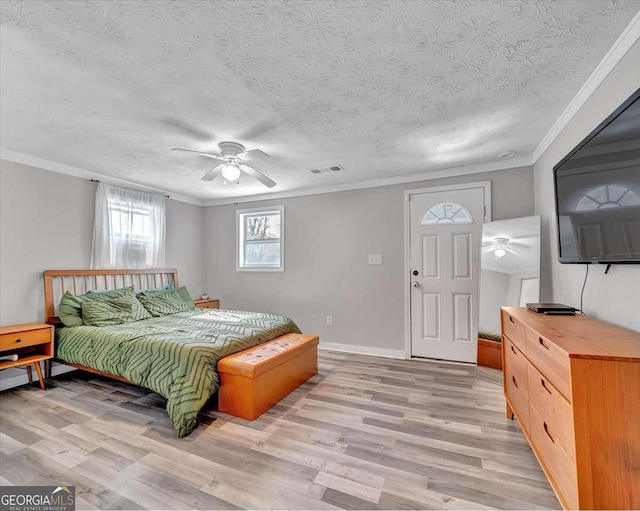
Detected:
left=543, top=421, right=555, bottom=443
left=512, top=375, right=518, bottom=388
left=509, top=315, right=515, bottom=324
left=538, top=337, right=549, bottom=350
left=541, top=378, right=552, bottom=394
left=510, top=345, right=517, bottom=355
left=14, top=339, right=22, bottom=343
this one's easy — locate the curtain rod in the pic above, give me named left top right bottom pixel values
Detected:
left=90, top=179, right=170, bottom=198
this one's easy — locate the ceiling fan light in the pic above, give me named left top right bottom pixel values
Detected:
left=494, top=248, right=506, bottom=258
left=221, top=163, right=241, bottom=181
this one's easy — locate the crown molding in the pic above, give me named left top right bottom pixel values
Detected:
left=0, top=149, right=532, bottom=207
left=531, top=10, right=640, bottom=164
left=0, top=150, right=204, bottom=206
left=201, top=156, right=533, bottom=206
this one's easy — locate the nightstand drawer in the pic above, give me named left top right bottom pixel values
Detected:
left=195, top=299, right=219, bottom=309
left=0, top=328, right=51, bottom=351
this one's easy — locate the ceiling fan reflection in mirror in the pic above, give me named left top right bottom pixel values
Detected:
left=482, top=237, right=529, bottom=258
left=172, top=141, right=276, bottom=188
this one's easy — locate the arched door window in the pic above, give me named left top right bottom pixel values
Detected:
left=576, top=184, right=640, bottom=211
left=420, top=202, right=473, bottom=225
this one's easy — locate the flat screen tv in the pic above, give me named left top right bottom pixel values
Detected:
left=554, top=88, right=640, bottom=264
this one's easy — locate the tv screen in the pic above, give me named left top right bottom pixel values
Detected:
left=554, top=88, right=640, bottom=264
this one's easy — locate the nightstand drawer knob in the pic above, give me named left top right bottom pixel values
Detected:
left=14, top=339, right=22, bottom=343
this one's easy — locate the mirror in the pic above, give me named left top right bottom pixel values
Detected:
left=477, top=215, right=541, bottom=379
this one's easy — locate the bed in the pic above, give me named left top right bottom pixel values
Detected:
left=477, top=330, right=503, bottom=370
left=43, top=269, right=305, bottom=437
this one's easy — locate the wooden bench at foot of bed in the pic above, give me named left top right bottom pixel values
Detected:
left=217, top=333, right=319, bottom=420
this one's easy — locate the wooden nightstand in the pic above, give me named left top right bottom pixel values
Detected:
left=0, top=323, right=54, bottom=390
left=193, top=299, right=220, bottom=309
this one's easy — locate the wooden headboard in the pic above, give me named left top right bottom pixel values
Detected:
left=43, top=268, right=179, bottom=325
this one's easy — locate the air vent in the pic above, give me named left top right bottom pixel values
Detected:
left=308, top=165, right=344, bottom=174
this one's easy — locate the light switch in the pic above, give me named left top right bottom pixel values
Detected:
left=368, top=254, right=383, bottom=265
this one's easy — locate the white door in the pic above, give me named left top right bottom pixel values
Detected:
left=409, top=186, right=486, bottom=363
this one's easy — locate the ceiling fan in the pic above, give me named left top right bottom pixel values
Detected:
left=172, top=141, right=276, bottom=188
left=482, top=237, right=528, bottom=258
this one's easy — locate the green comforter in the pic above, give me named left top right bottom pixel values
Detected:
left=56, top=309, right=301, bottom=437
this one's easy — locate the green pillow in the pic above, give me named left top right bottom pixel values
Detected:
left=81, top=295, right=147, bottom=327
left=58, top=286, right=150, bottom=327
left=137, top=289, right=194, bottom=317
left=137, top=286, right=195, bottom=310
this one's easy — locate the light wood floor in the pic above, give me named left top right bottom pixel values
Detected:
left=0, top=351, right=559, bottom=510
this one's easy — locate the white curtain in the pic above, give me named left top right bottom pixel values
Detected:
left=91, top=183, right=166, bottom=269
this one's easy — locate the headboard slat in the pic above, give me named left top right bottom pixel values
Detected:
left=43, top=269, right=179, bottom=324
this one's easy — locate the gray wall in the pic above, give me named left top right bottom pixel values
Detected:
left=533, top=39, right=640, bottom=332
left=479, top=269, right=511, bottom=335
left=506, top=270, right=539, bottom=308
left=0, top=159, right=204, bottom=325
left=203, top=166, right=535, bottom=352
left=0, top=159, right=204, bottom=384
left=166, top=198, right=204, bottom=297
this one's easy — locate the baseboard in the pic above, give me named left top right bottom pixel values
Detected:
left=0, top=363, right=76, bottom=391
left=319, top=342, right=406, bottom=360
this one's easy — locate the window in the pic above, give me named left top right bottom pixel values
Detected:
left=92, top=183, right=165, bottom=269
left=576, top=184, right=640, bottom=211
left=421, top=202, right=473, bottom=225
left=237, top=206, right=284, bottom=271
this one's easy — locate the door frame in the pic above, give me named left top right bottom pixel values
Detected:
left=404, top=181, right=492, bottom=359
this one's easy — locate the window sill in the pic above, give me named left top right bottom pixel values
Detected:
left=236, top=266, right=284, bottom=272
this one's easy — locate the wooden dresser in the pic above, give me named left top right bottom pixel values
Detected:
left=501, top=307, right=640, bottom=510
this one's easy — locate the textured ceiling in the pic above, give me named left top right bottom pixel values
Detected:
left=1, top=0, right=638, bottom=200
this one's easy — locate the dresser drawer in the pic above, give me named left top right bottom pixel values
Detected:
left=530, top=406, right=578, bottom=509
left=504, top=338, right=528, bottom=396
left=505, top=367, right=529, bottom=433
left=528, top=363, right=575, bottom=464
left=525, top=327, right=571, bottom=401
left=502, top=310, right=526, bottom=353
left=0, top=328, right=51, bottom=351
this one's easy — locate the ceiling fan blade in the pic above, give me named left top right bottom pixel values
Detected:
left=239, top=164, right=276, bottom=188
left=162, top=117, right=212, bottom=140
left=201, top=164, right=223, bottom=181
left=239, top=122, right=276, bottom=140
left=172, top=148, right=225, bottom=162
left=504, top=248, right=523, bottom=257
left=509, top=241, right=533, bottom=248
left=237, top=149, right=269, bottom=161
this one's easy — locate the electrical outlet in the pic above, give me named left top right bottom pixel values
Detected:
left=368, top=254, right=383, bottom=265
left=326, top=316, right=333, bottom=326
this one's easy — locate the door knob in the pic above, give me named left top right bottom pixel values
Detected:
left=412, top=281, right=420, bottom=288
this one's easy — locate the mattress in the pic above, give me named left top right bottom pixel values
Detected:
left=56, top=308, right=301, bottom=437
